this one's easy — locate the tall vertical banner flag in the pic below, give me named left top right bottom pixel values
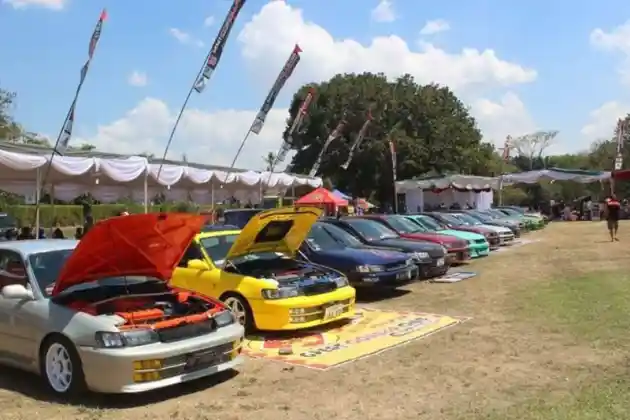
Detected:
left=250, top=45, right=302, bottom=135
left=194, top=0, right=246, bottom=93
left=340, top=111, right=373, bottom=170
left=502, top=135, right=512, bottom=161
left=272, top=87, right=316, bottom=169
left=615, top=119, right=625, bottom=171
left=308, top=116, right=347, bottom=177
left=389, top=139, right=397, bottom=181
left=55, top=8, right=107, bottom=155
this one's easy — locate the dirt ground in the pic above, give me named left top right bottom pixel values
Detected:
left=3, top=221, right=630, bottom=420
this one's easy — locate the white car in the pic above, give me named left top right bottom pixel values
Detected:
left=449, top=213, right=514, bottom=245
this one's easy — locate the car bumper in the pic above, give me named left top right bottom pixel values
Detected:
left=416, top=257, right=449, bottom=278
left=499, top=233, right=515, bottom=245
left=487, top=237, right=500, bottom=249
left=249, top=286, right=356, bottom=331
left=447, top=248, right=470, bottom=263
left=352, top=265, right=419, bottom=288
left=78, top=323, right=245, bottom=394
left=469, top=244, right=490, bottom=258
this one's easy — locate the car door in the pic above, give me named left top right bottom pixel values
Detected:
left=172, top=241, right=218, bottom=297
left=0, top=249, right=39, bottom=368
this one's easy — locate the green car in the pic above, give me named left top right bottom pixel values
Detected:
left=405, top=214, right=490, bottom=258
left=496, top=208, right=545, bottom=230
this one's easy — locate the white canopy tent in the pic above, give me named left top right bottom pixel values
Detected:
left=395, top=175, right=498, bottom=212
left=0, top=148, right=322, bottom=208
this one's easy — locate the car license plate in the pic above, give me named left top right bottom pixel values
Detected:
left=396, top=270, right=411, bottom=280
left=324, top=304, right=344, bottom=320
left=436, top=258, right=445, bottom=267
left=185, top=350, right=218, bottom=371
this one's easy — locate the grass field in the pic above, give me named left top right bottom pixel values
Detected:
left=3, top=221, right=630, bottom=420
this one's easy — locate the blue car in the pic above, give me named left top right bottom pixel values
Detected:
left=300, top=222, right=418, bottom=288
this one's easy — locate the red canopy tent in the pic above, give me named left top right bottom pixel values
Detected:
left=295, top=188, right=348, bottom=206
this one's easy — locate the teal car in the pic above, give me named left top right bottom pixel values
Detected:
left=405, top=214, right=490, bottom=258
left=496, top=208, right=545, bottom=230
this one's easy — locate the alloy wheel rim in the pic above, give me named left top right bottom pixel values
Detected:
left=45, top=343, right=73, bottom=393
left=224, top=297, right=247, bottom=326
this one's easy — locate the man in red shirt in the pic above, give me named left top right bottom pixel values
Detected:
left=605, top=195, right=621, bottom=241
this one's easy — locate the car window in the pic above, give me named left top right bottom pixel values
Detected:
left=0, top=249, right=29, bottom=290
left=178, top=243, right=206, bottom=267
left=306, top=224, right=346, bottom=251
left=416, top=216, right=443, bottom=231
left=385, top=216, right=425, bottom=234
left=345, top=219, right=398, bottom=241
left=199, top=234, right=238, bottom=265
left=0, top=214, right=17, bottom=229
left=322, top=224, right=363, bottom=247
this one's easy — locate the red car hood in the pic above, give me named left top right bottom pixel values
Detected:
left=52, top=213, right=205, bottom=296
left=399, top=232, right=459, bottom=244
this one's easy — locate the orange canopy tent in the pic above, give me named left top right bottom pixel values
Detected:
left=295, top=187, right=349, bottom=206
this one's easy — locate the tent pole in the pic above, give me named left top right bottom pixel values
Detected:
left=34, top=168, right=41, bottom=240
left=143, top=171, right=149, bottom=213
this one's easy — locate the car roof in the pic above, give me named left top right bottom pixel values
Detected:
left=201, top=224, right=240, bottom=232
left=0, top=239, right=78, bottom=255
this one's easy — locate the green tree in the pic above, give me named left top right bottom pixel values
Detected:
left=262, top=152, right=276, bottom=172
left=284, top=72, right=492, bottom=205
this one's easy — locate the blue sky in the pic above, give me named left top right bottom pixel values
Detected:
left=2, top=0, right=630, bottom=169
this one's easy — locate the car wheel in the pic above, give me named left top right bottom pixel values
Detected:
left=40, top=335, right=87, bottom=398
left=222, top=293, right=255, bottom=332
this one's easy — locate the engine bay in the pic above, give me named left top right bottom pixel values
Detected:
left=56, top=280, right=223, bottom=330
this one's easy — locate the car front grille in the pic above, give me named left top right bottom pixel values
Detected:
left=302, top=282, right=337, bottom=296
left=160, top=342, right=237, bottom=378
left=384, top=262, right=408, bottom=271
left=158, top=319, right=217, bottom=343
left=474, top=239, right=486, bottom=244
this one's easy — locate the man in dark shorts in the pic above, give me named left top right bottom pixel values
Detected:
left=605, top=195, right=621, bottom=241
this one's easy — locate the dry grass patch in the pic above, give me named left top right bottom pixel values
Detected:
left=2, top=221, right=630, bottom=420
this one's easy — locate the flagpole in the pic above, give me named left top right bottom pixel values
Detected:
left=156, top=49, right=212, bottom=181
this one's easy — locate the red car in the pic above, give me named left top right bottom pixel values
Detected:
left=422, top=212, right=500, bottom=249
left=356, top=215, right=470, bottom=263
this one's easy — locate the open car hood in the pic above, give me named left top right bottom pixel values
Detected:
left=226, top=206, right=323, bottom=260
left=52, top=213, right=205, bottom=296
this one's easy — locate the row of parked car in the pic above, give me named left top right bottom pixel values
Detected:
left=0, top=205, right=544, bottom=398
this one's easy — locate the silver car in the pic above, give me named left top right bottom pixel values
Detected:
left=0, top=213, right=244, bottom=397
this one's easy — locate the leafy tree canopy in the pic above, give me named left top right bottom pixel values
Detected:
left=284, top=72, right=498, bottom=203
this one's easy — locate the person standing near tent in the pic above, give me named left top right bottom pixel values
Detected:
left=604, top=195, right=621, bottom=241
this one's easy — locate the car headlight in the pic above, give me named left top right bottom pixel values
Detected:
left=95, top=329, right=159, bottom=348
left=334, top=276, right=349, bottom=287
left=214, top=310, right=235, bottom=327
left=441, top=245, right=448, bottom=254
left=444, top=243, right=452, bottom=249
left=261, top=287, right=300, bottom=300
left=356, top=264, right=384, bottom=273
left=405, top=258, right=414, bottom=266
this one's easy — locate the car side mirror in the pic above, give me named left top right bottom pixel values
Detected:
left=2, top=284, right=34, bottom=300
left=187, top=259, right=210, bottom=271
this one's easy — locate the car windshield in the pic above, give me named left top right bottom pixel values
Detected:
left=500, top=208, right=520, bottom=216
left=469, top=212, right=493, bottom=223
left=415, top=216, right=444, bottom=231
left=384, top=216, right=425, bottom=234
left=345, top=219, right=399, bottom=241
left=321, top=223, right=363, bottom=247
left=453, top=214, right=482, bottom=225
left=0, top=214, right=17, bottom=229
left=487, top=209, right=506, bottom=218
left=437, top=214, right=465, bottom=226
left=306, top=224, right=348, bottom=250
left=199, top=234, right=239, bottom=265
left=29, top=250, right=160, bottom=297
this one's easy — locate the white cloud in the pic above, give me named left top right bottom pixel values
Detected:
left=470, top=92, right=537, bottom=147
left=371, top=0, right=396, bottom=23
left=581, top=101, right=630, bottom=139
left=169, top=28, right=205, bottom=48
left=127, top=71, right=148, bottom=87
left=3, top=0, right=65, bottom=9
left=82, top=1, right=538, bottom=170
left=590, top=21, right=630, bottom=85
left=238, top=1, right=536, bottom=91
left=78, top=98, right=289, bottom=170
left=420, top=19, right=450, bottom=36
left=204, top=15, right=215, bottom=27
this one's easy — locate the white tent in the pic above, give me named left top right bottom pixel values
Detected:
left=0, top=148, right=322, bottom=207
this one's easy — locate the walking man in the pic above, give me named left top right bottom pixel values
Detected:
left=605, top=195, right=621, bottom=241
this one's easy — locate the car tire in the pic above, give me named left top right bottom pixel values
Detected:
left=221, top=293, right=255, bottom=333
left=39, top=335, right=87, bottom=398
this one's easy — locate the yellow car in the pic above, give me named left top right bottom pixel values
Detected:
left=170, top=206, right=356, bottom=331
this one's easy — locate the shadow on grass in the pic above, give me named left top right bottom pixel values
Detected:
left=510, top=270, right=630, bottom=347
left=0, top=365, right=239, bottom=409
